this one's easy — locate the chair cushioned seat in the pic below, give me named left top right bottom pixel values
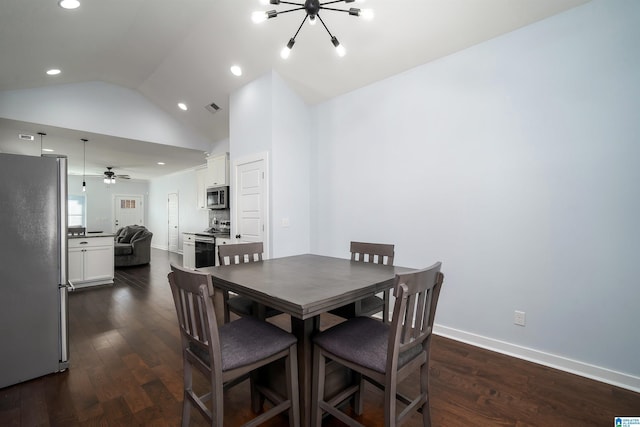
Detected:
left=329, top=295, right=384, bottom=318
left=190, top=316, right=296, bottom=371
left=313, top=316, right=423, bottom=374
left=227, top=295, right=282, bottom=318
left=114, top=243, right=134, bottom=256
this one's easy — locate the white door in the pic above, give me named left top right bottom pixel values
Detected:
left=114, top=195, right=144, bottom=231
left=234, top=154, right=268, bottom=255
left=168, top=192, right=179, bottom=253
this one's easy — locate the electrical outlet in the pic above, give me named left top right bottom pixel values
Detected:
left=514, top=310, right=526, bottom=326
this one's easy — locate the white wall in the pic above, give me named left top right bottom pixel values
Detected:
left=148, top=168, right=209, bottom=251
left=311, top=0, right=640, bottom=389
left=230, top=71, right=312, bottom=258
left=271, top=72, right=312, bottom=257
left=68, top=175, right=149, bottom=232
left=0, top=81, right=212, bottom=151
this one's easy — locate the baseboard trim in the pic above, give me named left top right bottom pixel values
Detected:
left=433, top=325, right=640, bottom=393
left=151, top=243, right=169, bottom=251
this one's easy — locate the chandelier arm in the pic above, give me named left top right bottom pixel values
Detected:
left=317, top=14, right=335, bottom=39
left=279, top=1, right=305, bottom=5
left=291, top=14, right=307, bottom=40
left=319, top=6, right=352, bottom=13
left=319, top=0, right=349, bottom=5
left=275, top=6, right=307, bottom=15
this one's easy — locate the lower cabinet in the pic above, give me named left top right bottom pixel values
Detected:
left=183, top=233, right=196, bottom=269
left=68, top=236, right=114, bottom=289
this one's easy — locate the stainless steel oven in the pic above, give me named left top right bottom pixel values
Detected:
left=194, top=235, right=216, bottom=268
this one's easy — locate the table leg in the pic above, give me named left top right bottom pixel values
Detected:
left=291, top=315, right=320, bottom=427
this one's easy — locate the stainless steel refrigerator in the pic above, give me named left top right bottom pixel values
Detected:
left=0, top=153, right=70, bottom=388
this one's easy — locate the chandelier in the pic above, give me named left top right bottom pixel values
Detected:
left=252, top=0, right=374, bottom=59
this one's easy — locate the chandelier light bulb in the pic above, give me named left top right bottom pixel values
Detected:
left=252, top=11, right=268, bottom=23
left=360, top=8, right=374, bottom=20
left=281, top=38, right=295, bottom=59
left=82, top=181, right=86, bottom=192
left=308, top=15, right=317, bottom=25
left=331, top=36, right=346, bottom=57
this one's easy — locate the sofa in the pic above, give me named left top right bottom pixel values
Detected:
left=114, top=225, right=153, bottom=267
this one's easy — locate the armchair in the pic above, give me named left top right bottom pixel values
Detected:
left=114, top=225, right=153, bottom=267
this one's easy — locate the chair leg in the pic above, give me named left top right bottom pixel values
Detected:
left=382, top=290, right=390, bottom=324
left=286, top=345, right=300, bottom=427
left=213, top=374, right=224, bottom=426
left=250, top=371, right=264, bottom=413
left=223, top=290, right=231, bottom=323
left=353, top=372, right=364, bottom=416
left=182, top=360, right=192, bottom=427
left=384, top=381, right=398, bottom=427
left=421, top=362, right=431, bottom=427
left=311, top=347, right=326, bottom=427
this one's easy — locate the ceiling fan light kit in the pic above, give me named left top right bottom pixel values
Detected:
left=253, top=0, right=373, bottom=59
left=104, top=167, right=116, bottom=184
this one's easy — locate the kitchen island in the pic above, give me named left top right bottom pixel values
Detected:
left=68, top=233, right=115, bottom=290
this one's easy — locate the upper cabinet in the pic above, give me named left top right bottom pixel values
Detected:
left=207, top=153, right=229, bottom=187
left=195, top=166, right=207, bottom=209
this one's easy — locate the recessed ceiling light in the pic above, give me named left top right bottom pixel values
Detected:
left=46, top=69, right=61, bottom=76
left=58, top=0, right=80, bottom=10
left=230, top=65, right=242, bottom=76
left=157, top=162, right=165, bottom=165
left=42, top=148, right=54, bottom=152
left=177, top=102, right=188, bottom=111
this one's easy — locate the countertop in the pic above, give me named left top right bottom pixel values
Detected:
left=184, top=231, right=231, bottom=239
left=68, top=232, right=115, bottom=239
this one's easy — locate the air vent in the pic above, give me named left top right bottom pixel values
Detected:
left=19, top=134, right=34, bottom=141
left=205, top=102, right=220, bottom=114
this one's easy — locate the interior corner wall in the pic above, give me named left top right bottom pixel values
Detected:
left=229, top=71, right=312, bottom=258
left=310, top=0, right=640, bottom=389
left=0, top=81, right=212, bottom=151
left=271, top=73, right=312, bottom=257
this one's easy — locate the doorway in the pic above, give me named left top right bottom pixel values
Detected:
left=168, top=192, right=179, bottom=253
left=114, top=194, right=144, bottom=232
left=233, top=152, right=269, bottom=257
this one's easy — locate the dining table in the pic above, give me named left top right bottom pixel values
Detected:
left=198, top=253, right=412, bottom=427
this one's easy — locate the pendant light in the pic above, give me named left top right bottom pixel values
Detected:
left=81, top=138, right=88, bottom=192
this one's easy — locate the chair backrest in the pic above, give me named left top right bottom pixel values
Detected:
left=218, top=242, right=264, bottom=266
left=387, top=262, right=443, bottom=373
left=167, top=264, right=224, bottom=375
left=350, top=241, right=395, bottom=266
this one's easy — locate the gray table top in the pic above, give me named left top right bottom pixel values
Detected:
left=199, top=253, right=412, bottom=320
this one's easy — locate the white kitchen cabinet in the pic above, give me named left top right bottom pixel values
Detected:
left=68, top=236, right=114, bottom=289
left=183, top=233, right=196, bottom=269
left=195, top=166, right=207, bottom=209
left=207, top=153, right=229, bottom=187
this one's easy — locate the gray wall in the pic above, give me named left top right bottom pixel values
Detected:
left=310, top=0, right=640, bottom=389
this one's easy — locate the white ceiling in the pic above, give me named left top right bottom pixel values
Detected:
left=0, top=0, right=590, bottom=180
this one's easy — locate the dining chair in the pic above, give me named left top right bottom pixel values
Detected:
left=329, top=241, right=395, bottom=323
left=217, top=241, right=282, bottom=322
left=312, top=262, right=444, bottom=427
left=167, top=264, right=300, bottom=427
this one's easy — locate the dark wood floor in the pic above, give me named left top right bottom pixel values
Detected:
left=1, top=248, right=638, bottom=426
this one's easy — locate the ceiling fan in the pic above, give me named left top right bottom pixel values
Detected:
left=103, top=166, right=130, bottom=184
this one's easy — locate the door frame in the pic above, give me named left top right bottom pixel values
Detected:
left=232, top=151, right=270, bottom=259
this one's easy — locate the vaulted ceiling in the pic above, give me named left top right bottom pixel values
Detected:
left=0, top=0, right=590, bottom=179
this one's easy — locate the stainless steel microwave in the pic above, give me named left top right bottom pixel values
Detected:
left=206, top=185, right=229, bottom=209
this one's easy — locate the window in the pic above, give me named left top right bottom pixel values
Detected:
left=68, top=195, right=86, bottom=227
